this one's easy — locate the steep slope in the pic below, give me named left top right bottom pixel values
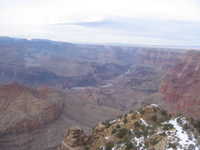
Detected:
left=0, top=83, right=64, bottom=150
left=59, top=104, right=200, bottom=150
left=0, top=83, right=64, bottom=135
left=160, top=51, right=200, bottom=119
left=0, top=83, right=122, bottom=150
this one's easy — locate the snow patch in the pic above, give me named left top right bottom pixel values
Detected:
left=140, top=118, right=149, bottom=127
left=165, top=117, right=199, bottom=150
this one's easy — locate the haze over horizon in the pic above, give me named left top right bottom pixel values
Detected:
left=1, top=0, right=200, bottom=47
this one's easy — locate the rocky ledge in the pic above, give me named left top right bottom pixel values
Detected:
left=58, top=104, right=200, bottom=150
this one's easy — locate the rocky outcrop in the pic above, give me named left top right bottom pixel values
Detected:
left=58, top=127, right=90, bottom=150
left=59, top=104, right=200, bottom=150
left=160, top=51, right=200, bottom=119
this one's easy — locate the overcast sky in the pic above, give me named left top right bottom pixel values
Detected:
left=0, top=0, right=200, bottom=47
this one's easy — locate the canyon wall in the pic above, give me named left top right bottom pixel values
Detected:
left=161, top=51, right=200, bottom=119
left=0, top=37, right=183, bottom=89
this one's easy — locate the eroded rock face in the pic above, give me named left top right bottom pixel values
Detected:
left=160, top=51, right=200, bottom=119
left=0, top=83, right=64, bottom=149
left=0, top=83, right=64, bottom=135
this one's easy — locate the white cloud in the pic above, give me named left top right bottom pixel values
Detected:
left=0, top=0, right=199, bottom=47
left=0, top=0, right=200, bottom=25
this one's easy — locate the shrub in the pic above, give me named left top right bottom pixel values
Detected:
left=102, top=120, right=111, bottom=128
left=123, top=118, right=128, bottom=124
left=151, top=115, right=157, bottom=122
left=168, top=143, right=177, bottom=149
left=163, top=123, right=174, bottom=130
left=191, top=120, right=200, bottom=133
left=84, top=145, right=90, bottom=150
left=134, top=121, right=141, bottom=128
left=148, top=126, right=156, bottom=135
left=134, top=130, right=143, bottom=138
left=159, top=132, right=166, bottom=136
left=105, top=142, right=114, bottom=150
left=150, top=137, right=160, bottom=145
left=125, top=141, right=136, bottom=150
left=143, top=128, right=149, bottom=137
left=140, top=110, right=145, bottom=115
left=161, top=110, right=168, bottom=116
left=115, top=128, right=129, bottom=138
left=116, top=124, right=121, bottom=128
left=111, top=128, right=117, bottom=134
left=183, top=124, right=189, bottom=130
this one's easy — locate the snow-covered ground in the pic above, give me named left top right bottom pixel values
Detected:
left=165, top=117, right=200, bottom=150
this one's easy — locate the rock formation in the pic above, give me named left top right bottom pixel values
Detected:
left=58, top=127, right=90, bottom=150
left=0, top=83, right=64, bottom=135
left=161, top=51, right=200, bottom=119
left=59, top=104, right=200, bottom=150
left=0, top=83, right=64, bottom=150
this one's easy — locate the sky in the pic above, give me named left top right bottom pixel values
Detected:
left=0, top=0, right=200, bottom=47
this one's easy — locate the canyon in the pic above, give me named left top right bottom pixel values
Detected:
left=0, top=37, right=183, bottom=88
left=1, top=37, right=200, bottom=150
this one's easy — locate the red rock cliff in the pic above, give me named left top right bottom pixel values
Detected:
left=0, top=83, right=64, bottom=135
left=160, top=51, right=200, bottom=118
